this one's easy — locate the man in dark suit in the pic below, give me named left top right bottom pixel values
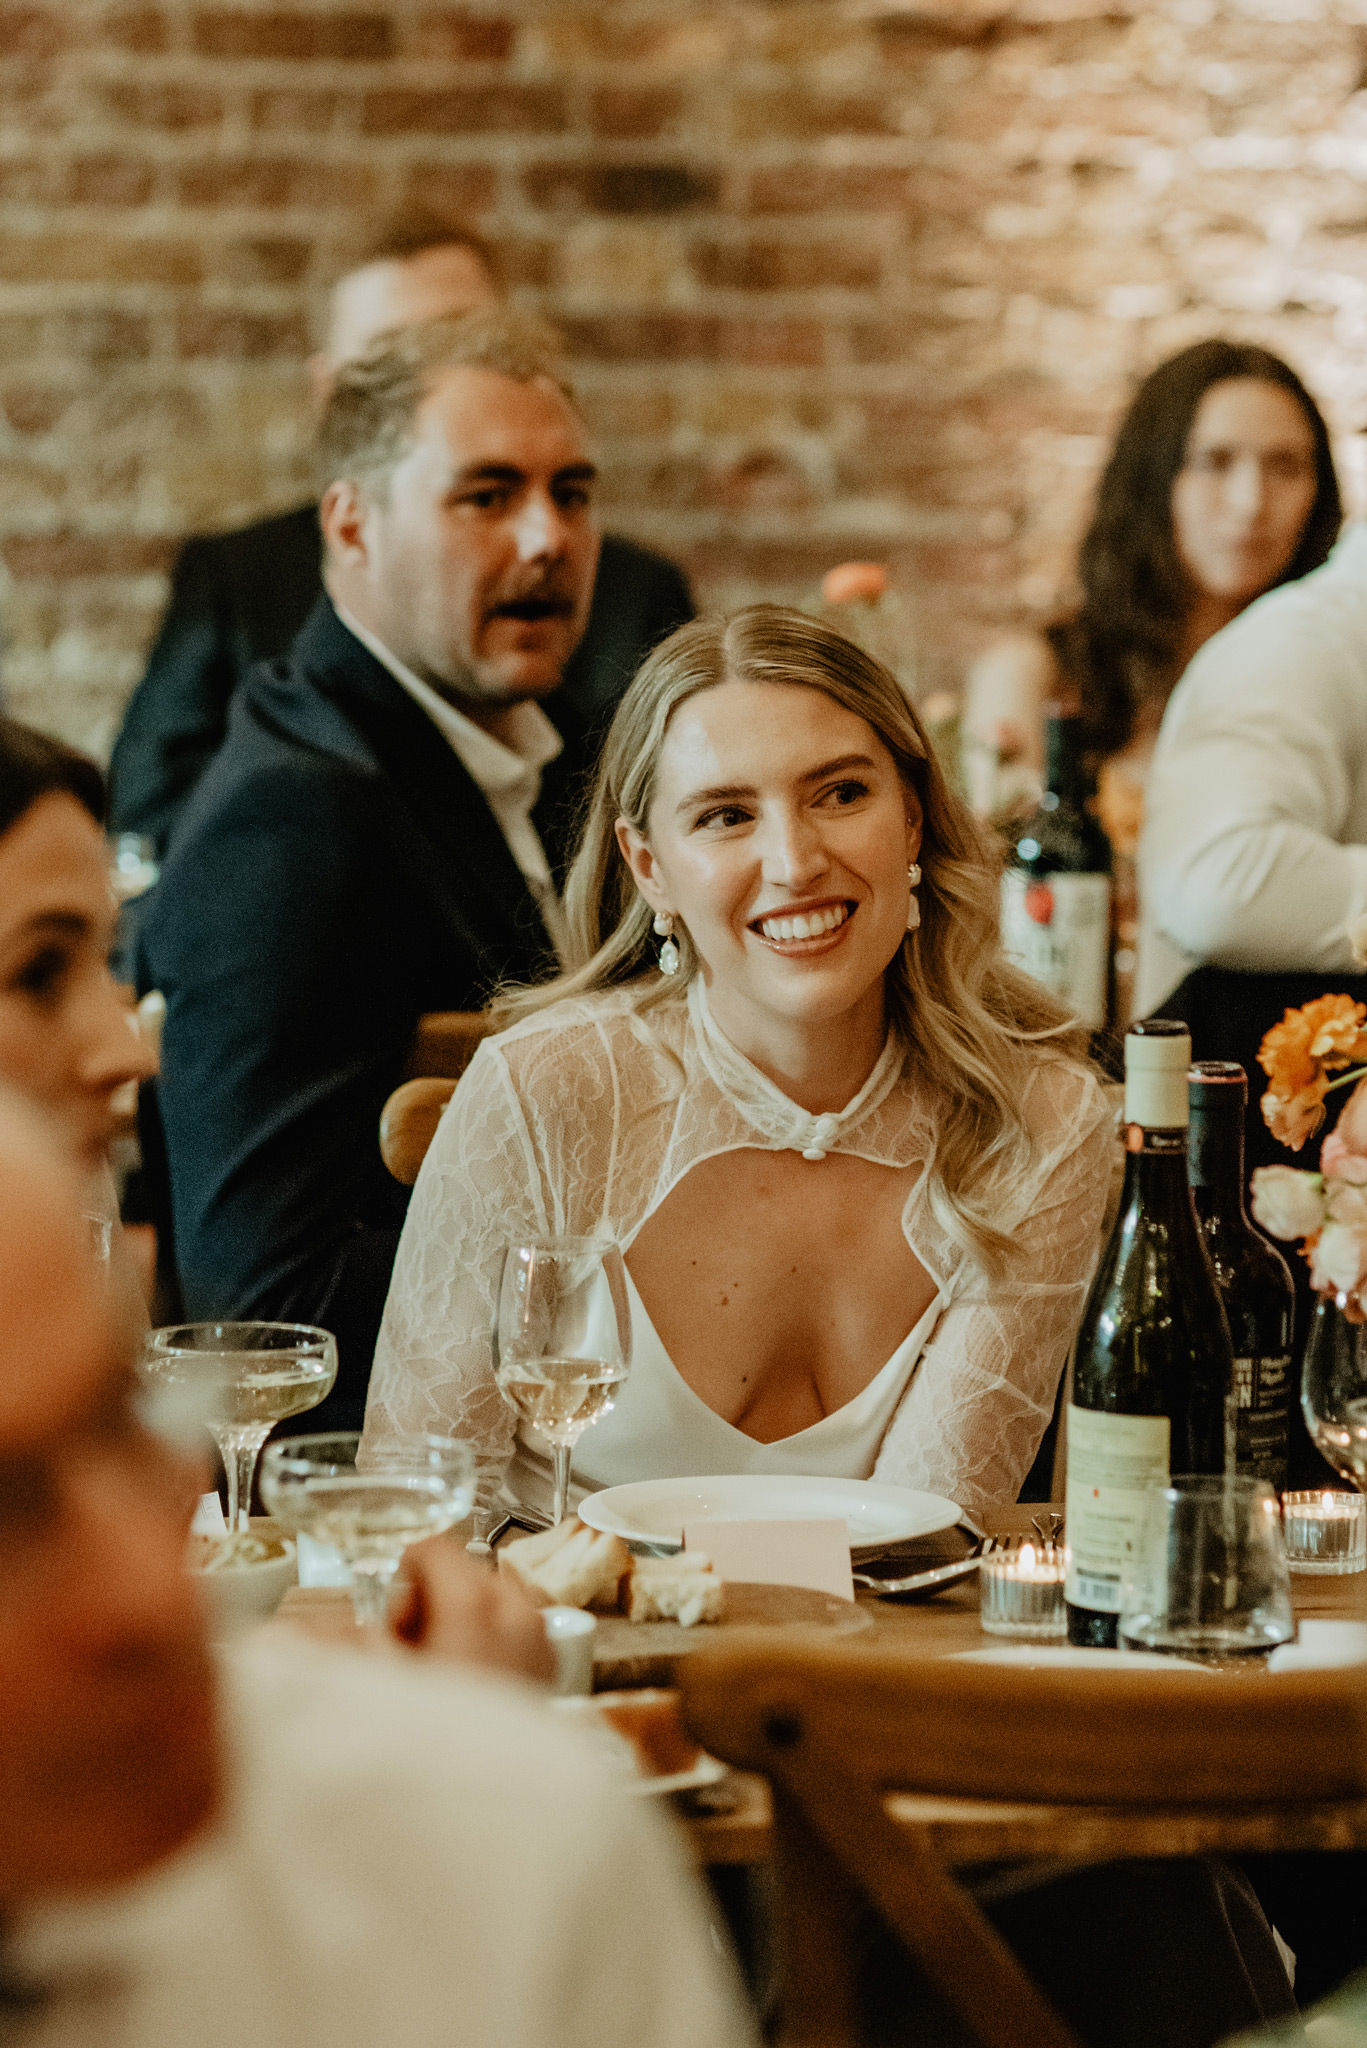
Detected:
left=109, top=220, right=692, bottom=854
left=137, top=310, right=618, bottom=1423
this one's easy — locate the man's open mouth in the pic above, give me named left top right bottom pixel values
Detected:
left=492, top=596, right=574, bottom=623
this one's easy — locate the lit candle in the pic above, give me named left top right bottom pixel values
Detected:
left=980, top=1538, right=1067, bottom=1638
left=1281, top=1489, right=1367, bottom=1575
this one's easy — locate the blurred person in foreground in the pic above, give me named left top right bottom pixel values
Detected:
left=108, top=216, right=692, bottom=857
left=0, top=1084, right=749, bottom=2047
left=138, top=309, right=616, bottom=1422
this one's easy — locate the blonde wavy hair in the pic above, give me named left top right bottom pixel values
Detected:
left=501, top=604, right=1090, bottom=1276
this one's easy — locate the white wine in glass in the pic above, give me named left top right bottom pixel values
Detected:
left=143, top=1321, right=337, bottom=1533
left=493, top=1239, right=632, bottom=1527
left=260, top=1432, right=474, bottom=1633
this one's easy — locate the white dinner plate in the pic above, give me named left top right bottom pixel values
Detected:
left=578, top=1474, right=961, bottom=1553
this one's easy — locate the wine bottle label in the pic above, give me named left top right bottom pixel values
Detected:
left=1000, top=870, right=1111, bottom=1028
left=1232, top=1353, right=1290, bottom=1476
left=1064, top=1405, right=1170, bottom=1612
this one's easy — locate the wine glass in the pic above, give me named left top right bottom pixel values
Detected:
left=143, top=1321, right=337, bottom=1534
left=493, top=1238, right=632, bottom=1527
left=260, top=1432, right=475, bottom=1634
left=1301, top=1293, right=1367, bottom=1487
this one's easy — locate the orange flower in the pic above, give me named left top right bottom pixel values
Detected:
left=1259, top=997, right=1367, bottom=1152
left=1303, top=993, right=1367, bottom=1064
left=821, top=561, right=888, bottom=605
left=1261, top=1079, right=1331, bottom=1152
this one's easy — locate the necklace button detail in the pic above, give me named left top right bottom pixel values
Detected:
left=801, top=1113, right=840, bottom=1162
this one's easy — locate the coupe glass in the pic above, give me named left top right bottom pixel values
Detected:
left=1301, top=1292, right=1367, bottom=1488
left=142, top=1321, right=337, bottom=1534
left=1117, top=1475, right=1294, bottom=1664
left=493, top=1238, right=632, bottom=1526
left=260, top=1432, right=475, bottom=1633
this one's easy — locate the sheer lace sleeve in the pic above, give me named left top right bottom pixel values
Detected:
left=873, top=1063, right=1115, bottom=1519
left=362, top=1040, right=554, bottom=1501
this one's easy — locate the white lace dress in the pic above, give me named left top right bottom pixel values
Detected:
left=365, top=981, right=1114, bottom=1521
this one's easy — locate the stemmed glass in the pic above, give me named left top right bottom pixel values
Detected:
left=142, top=1321, right=337, bottom=1534
left=260, top=1432, right=474, bottom=1634
left=1301, top=1293, right=1367, bottom=1487
left=493, top=1238, right=632, bottom=1526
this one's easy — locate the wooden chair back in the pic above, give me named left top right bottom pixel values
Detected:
left=402, top=1009, right=493, bottom=1080
left=679, top=1636, right=1367, bottom=2048
left=380, top=1076, right=458, bottom=1185
left=380, top=1011, right=491, bottom=1185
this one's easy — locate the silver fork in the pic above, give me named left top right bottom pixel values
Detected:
left=852, top=1538, right=991, bottom=1597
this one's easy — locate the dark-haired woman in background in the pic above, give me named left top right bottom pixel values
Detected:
left=0, top=715, right=155, bottom=1175
left=965, top=338, right=1342, bottom=845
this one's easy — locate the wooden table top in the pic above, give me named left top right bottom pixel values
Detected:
left=683, top=1502, right=1367, bottom=1868
left=273, top=1503, right=1367, bottom=1869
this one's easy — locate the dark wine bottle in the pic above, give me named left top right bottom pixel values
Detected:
left=1187, top=1061, right=1294, bottom=1489
left=1065, top=1019, right=1235, bottom=1648
left=1000, top=707, right=1113, bottom=1029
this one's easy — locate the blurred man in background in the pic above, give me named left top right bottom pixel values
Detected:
left=137, top=311, right=613, bottom=1421
left=109, top=216, right=692, bottom=856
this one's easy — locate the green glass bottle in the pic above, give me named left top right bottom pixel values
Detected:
left=1188, top=1062, right=1294, bottom=1489
left=1065, top=1020, right=1234, bottom=1647
left=1000, top=709, right=1113, bottom=1029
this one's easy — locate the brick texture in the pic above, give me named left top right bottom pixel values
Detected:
left=5, top=0, right=1367, bottom=755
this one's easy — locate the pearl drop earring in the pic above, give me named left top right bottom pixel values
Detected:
left=652, top=910, right=680, bottom=976
left=906, top=861, right=922, bottom=933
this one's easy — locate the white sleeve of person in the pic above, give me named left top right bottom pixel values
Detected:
left=1138, top=542, right=1367, bottom=1010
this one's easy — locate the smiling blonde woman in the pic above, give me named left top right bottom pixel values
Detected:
left=364, top=607, right=1113, bottom=1523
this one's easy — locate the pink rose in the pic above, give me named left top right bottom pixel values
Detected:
left=1311, top=1219, right=1367, bottom=1296
left=1334, top=1076, right=1367, bottom=1164
left=1320, top=1131, right=1367, bottom=1183
left=1250, top=1165, right=1326, bottom=1242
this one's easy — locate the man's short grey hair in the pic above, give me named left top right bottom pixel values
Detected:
left=316, top=308, right=577, bottom=492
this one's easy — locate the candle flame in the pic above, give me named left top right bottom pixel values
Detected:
left=1018, top=1541, right=1036, bottom=1572
left=1323, top=1491, right=1336, bottom=1511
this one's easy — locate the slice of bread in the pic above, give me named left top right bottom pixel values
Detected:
left=497, top=1519, right=631, bottom=1610
left=625, top=1551, right=724, bottom=1626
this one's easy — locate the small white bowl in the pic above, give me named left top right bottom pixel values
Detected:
left=191, top=1521, right=297, bottom=1632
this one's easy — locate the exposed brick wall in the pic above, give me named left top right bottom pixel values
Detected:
left=5, top=0, right=1367, bottom=756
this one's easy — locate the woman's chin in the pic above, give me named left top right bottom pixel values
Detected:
left=732, top=952, right=892, bottom=1032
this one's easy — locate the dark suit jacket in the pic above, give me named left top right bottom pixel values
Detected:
left=135, top=598, right=620, bottom=1426
left=110, top=505, right=693, bottom=852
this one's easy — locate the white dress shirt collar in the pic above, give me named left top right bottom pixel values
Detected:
left=333, top=602, right=568, bottom=959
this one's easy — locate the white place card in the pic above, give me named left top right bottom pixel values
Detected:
left=683, top=1517, right=853, bottom=1601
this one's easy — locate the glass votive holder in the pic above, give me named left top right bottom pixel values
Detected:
left=1281, top=1490, right=1367, bottom=1575
left=979, top=1539, right=1067, bottom=1639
